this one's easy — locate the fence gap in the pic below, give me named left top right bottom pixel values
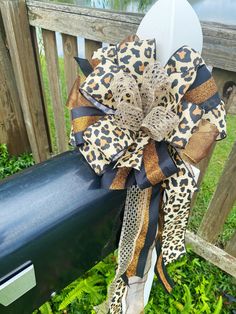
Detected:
left=85, top=39, right=102, bottom=59
left=225, top=230, right=236, bottom=257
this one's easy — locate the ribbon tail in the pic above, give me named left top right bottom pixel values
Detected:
left=154, top=238, right=175, bottom=294
left=135, top=184, right=162, bottom=278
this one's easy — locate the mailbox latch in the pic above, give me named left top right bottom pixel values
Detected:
left=0, top=261, right=36, bottom=306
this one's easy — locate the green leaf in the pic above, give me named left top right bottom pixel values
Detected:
left=174, top=301, right=184, bottom=311
left=59, top=279, right=86, bottom=310
left=39, top=302, right=53, bottom=314
left=212, top=296, right=223, bottom=314
left=182, top=284, right=193, bottom=313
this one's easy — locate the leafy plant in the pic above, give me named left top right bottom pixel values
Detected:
left=38, top=302, right=53, bottom=314
left=31, top=247, right=235, bottom=314
left=213, top=296, right=223, bottom=314
left=0, top=143, right=34, bottom=179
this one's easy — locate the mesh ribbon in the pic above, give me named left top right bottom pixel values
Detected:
left=94, top=186, right=150, bottom=313
left=140, top=62, right=171, bottom=115
left=111, top=71, right=143, bottom=132
left=110, top=62, right=179, bottom=141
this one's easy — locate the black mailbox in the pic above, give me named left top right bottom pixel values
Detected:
left=0, top=149, right=126, bottom=314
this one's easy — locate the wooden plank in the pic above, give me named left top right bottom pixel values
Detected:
left=213, top=68, right=236, bottom=108
left=85, top=39, right=102, bottom=60
left=201, top=22, right=236, bottom=72
left=62, top=34, right=78, bottom=96
left=228, top=89, right=236, bottom=114
left=0, top=0, right=50, bottom=163
left=31, top=26, right=52, bottom=153
left=27, top=0, right=142, bottom=26
left=185, top=230, right=236, bottom=278
left=27, top=4, right=136, bottom=45
left=225, top=230, right=236, bottom=257
left=227, top=89, right=236, bottom=115
left=26, top=0, right=236, bottom=72
left=42, top=29, right=68, bottom=153
left=0, top=19, right=30, bottom=155
left=198, top=141, right=236, bottom=243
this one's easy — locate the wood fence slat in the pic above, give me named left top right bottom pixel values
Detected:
left=42, top=29, right=68, bottom=153
left=201, top=22, right=236, bottom=71
left=31, top=26, right=52, bottom=153
left=0, top=0, right=51, bottom=162
left=85, top=39, right=102, bottom=60
left=28, top=5, right=134, bottom=45
left=213, top=68, right=236, bottom=115
left=228, top=91, right=236, bottom=115
left=198, top=141, right=236, bottom=243
left=186, top=230, right=236, bottom=278
left=225, top=230, right=236, bottom=257
left=27, top=0, right=143, bottom=24
left=26, top=0, right=236, bottom=72
left=0, top=18, right=30, bottom=155
left=62, top=34, right=78, bottom=96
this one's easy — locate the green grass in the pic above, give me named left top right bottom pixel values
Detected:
left=1, top=53, right=235, bottom=313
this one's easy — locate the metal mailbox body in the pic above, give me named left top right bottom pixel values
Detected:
left=0, top=149, right=126, bottom=313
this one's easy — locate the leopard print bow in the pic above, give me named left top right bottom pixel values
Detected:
left=67, top=38, right=226, bottom=183
left=66, top=37, right=227, bottom=314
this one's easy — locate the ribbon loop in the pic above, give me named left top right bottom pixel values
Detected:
left=110, top=61, right=180, bottom=140
left=111, top=71, right=144, bottom=132
left=142, top=106, right=180, bottom=142
left=141, top=62, right=171, bottom=114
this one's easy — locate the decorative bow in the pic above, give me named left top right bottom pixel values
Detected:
left=67, top=38, right=226, bottom=189
left=66, top=36, right=227, bottom=300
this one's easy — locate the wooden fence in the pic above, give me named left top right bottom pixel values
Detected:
left=0, top=0, right=235, bottom=279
